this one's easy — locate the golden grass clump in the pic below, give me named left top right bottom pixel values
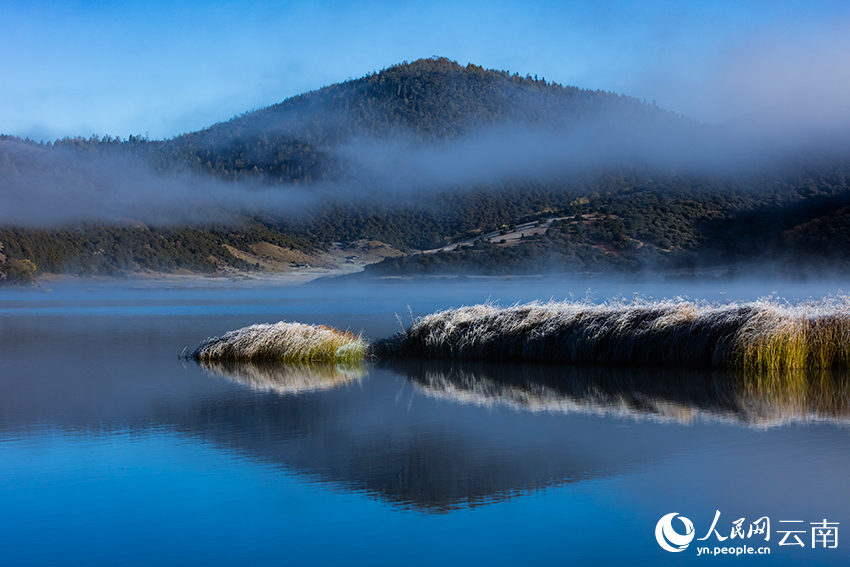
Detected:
left=373, top=295, right=850, bottom=371
left=731, top=296, right=850, bottom=372
left=191, top=321, right=368, bottom=364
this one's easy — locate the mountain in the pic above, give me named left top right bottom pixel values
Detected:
left=1, top=57, right=850, bottom=281
left=122, top=57, right=694, bottom=184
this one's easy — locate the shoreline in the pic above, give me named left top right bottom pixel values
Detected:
left=12, top=267, right=847, bottom=301
left=33, top=266, right=359, bottom=289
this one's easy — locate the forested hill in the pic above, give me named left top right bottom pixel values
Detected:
left=116, top=57, right=693, bottom=184
left=1, top=57, right=850, bottom=281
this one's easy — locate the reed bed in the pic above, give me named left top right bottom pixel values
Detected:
left=373, top=296, right=850, bottom=371
left=190, top=321, right=368, bottom=364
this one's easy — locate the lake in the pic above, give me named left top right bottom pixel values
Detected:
left=1, top=276, right=849, bottom=566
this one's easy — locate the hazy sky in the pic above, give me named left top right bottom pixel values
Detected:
left=3, top=0, right=850, bottom=141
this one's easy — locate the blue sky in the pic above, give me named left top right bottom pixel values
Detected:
left=2, top=0, right=849, bottom=141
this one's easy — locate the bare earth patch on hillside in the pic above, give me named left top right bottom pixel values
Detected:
left=209, top=240, right=405, bottom=283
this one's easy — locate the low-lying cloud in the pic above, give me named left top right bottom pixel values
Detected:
left=0, top=143, right=318, bottom=227
left=1, top=100, right=848, bottom=228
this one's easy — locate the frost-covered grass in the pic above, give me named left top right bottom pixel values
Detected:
left=188, top=296, right=850, bottom=373
left=190, top=321, right=368, bottom=364
left=373, top=296, right=850, bottom=371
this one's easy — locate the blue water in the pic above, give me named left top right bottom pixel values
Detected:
left=1, top=278, right=849, bottom=566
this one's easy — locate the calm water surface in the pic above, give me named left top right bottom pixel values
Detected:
left=1, top=278, right=849, bottom=566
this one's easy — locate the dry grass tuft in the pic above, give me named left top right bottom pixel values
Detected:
left=191, top=321, right=368, bottom=364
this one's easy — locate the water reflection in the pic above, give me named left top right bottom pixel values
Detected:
left=170, top=361, right=703, bottom=511
left=157, top=358, right=850, bottom=511
left=386, top=359, right=850, bottom=428
left=198, top=360, right=365, bottom=395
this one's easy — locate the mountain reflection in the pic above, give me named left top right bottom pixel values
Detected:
left=170, top=362, right=705, bottom=511
left=387, top=359, right=850, bottom=427
left=6, top=349, right=848, bottom=512
left=165, top=359, right=850, bottom=511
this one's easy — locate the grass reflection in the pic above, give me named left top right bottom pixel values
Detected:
left=198, top=359, right=365, bottom=395
left=385, top=359, right=850, bottom=428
